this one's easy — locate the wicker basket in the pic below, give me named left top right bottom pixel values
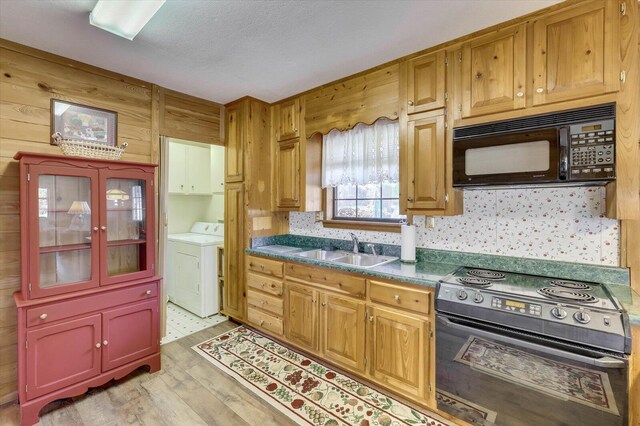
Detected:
left=52, top=133, right=127, bottom=160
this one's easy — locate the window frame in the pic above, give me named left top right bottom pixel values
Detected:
left=331, top=182, right=404, bottom=223
left=322, top=188, right=402, bottom=233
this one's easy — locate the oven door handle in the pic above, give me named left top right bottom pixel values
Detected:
left=439, top=316, right=626, bottom=369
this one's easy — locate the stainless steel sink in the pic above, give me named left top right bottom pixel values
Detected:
left=331, top=253, right=398, bottom=268
left=295, top=249, right=345, bottom=261
left=295, top=249, right=398, bottom=268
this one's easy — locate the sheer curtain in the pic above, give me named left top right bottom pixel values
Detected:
left=321, top=118, right=399, bottom=188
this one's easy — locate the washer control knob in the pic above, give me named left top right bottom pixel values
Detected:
left=473, top=293, right=484, bottom=303
left=574, top=311, right=591, bottom=324
left=551, top=307, right=567, bottom=319
left=456, top=290, right=468, bottom=301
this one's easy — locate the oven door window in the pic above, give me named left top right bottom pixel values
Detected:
left=453, top=129, right=559, bottom=186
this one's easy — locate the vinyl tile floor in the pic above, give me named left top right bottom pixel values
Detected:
left=161, top=302, right=226, bottom=345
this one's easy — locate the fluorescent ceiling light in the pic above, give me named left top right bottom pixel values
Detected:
left=90, top=0, right=166, bottom=40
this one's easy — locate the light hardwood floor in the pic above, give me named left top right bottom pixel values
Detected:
left=0, top=321, right=298, bottom=426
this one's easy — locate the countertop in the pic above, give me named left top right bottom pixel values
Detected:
left=246, top=246, right=640, bottom=326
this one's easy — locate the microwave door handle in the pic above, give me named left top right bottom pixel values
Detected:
left=559, top=126, right=569, bottom=180
left=438, top=316, right=626, bottom=369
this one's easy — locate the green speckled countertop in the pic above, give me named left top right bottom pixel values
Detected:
left=246, top=236, right=640, bottom=326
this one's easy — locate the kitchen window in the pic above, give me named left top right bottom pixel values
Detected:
left=322, top=118, right=404, bottom=229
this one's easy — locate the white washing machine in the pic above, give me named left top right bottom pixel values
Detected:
left=167, top=222, right=223, bottom=317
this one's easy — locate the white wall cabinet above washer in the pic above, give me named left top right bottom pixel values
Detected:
left=169, top=141, right=212, bottom=195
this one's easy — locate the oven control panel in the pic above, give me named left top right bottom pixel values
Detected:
left=491, top=297, right=541, bottom=316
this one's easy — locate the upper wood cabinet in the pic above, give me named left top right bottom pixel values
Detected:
left=225, top=103, right=244, bottom=182
left=275, top=98, right=300, bottom=141
left=460, top=24, right=526, bottom=117
left=406, top=51, right=446, bottom=114
left=532, top=0, right=619, bottom=105
left=320, top=293, right=366, bottom=373
left=275, top=138, right=301, bottom=208
left=405, top=113, right=446, bottom=211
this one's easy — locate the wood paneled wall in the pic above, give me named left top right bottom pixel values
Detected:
left=0, top=38, right=222, bottom=404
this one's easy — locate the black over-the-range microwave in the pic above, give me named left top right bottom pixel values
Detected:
left=452, top=103, right=616, bottom=187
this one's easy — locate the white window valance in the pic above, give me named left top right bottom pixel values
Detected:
left=321, top=118, right=399, bottom=188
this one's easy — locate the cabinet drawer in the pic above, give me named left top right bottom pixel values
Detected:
left=247, top=273, right=283, bottom=296
left=247, top=290, right=284, bottom=316
left=247, top=256, right=284, bottom=278
left=285, top=263, right=365, bottom=298
left=247, top=308, right=283, bottom=335
left=369, top=280, right=431, bottom=315
left=26, top=282, right=158, bottom=328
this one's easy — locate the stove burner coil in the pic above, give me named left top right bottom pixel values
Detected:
left=537, top=287, right=597, bottom=303
left=549, top=280, right=593, bottom=291
left=458, top=277, right=492, bottom=287
left=467, top=269, right=506, bottom=280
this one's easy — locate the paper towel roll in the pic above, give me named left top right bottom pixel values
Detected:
left=401, top=224, right=416, bottom=263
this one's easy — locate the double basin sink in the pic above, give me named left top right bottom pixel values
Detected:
left=294, top=249, right=398, bottom=268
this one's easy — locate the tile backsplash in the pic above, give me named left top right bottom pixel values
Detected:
left=289, top=187, right=620, bottom=266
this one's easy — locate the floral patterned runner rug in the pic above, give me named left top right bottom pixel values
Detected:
left=435, top=390, right=496, bottom=424
left=454, top=336, right=619, bottom=416
left=192, top=326, right=455, bottom=426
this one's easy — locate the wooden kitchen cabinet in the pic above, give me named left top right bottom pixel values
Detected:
left=225, top=102, right=244, bottom=182
left=275, top=138, right=301, bottom=208
left=246, top=255, right=285, bottom=336
left=224, top=182, right=245, bottom=320
left=320, top=293, right=366, bottom=373
left=460, top=24, right=526, bottom=117
left=532, top=0, right=619, bottom=106
left=368, top=306, right=431, bottom=401
left=284, top=281, right=319, bottom=352
left=406, top=51, right=446, bottom=114
left=275, top=98, right=301, bottom=141
left=14, top=153, right=161, bottom=426
left=405, top=113, right=446, bottom=211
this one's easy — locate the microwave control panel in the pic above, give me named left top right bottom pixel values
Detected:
left=568, top=119, right=615, bottom=180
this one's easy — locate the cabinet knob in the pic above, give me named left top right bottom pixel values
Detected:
left=180, top=184, right=184, bottom=188
left=312, top=299, right=317, bottom=304
left=368, top=315, right=374, bottom=322
left=261, top=283, right=265, bottom=288
left=93, top=227, right=99, bottom=232
left=100, top=226, right=107, bottom=231
left=407, top=197, right=414, bottom=202
left=408, top=100, right=414, bottom=106
left=145, top=290, right=152, bottom=295
left=393, top=295, right=400, bottom=302
left=103, top=340, right=108, bottom=346
left=294, top=128, right=298, bottom=132
left=321, top=302, right=327, bottom=307
left=536, top=87, right=544, bottom=94
left=260, top=320, right=265, bottom=326
left=95, top=343, right=101, bottom=348
left=39, top=313, right=48, bottom=320
left=260, top=300, right=265, bottom=305
left=516, top=92, right=524, bottom=97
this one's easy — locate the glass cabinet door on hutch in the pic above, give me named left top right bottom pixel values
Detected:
left=28, top=166, right=100, bottom=298
left=100, top=170, right=155, bottom=285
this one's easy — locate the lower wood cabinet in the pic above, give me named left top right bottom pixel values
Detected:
left=368, top=306, right=431, bottom=401
left=284, top=282, right=319, bottom=351
left=320, top=293, right=366, bottom=373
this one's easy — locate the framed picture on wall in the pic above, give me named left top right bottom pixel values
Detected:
left=50, top=99, right=118, bottom=146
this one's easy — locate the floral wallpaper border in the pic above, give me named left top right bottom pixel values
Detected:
left=288, top=187, right=620, bottom=267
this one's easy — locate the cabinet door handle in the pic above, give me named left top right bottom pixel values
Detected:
left=95, top=343, right=101, bottom=348
left=92, top=227, right=99, bottom=232
left=408, top=100, right=414, bottom=106
left=294, top=128, right=298, bottom=132
left=260, top=320, right=265, bottom=326
left=516, top=91, right=524, bottom=97
left=145, top=290, right=152, bottom=295
left=321, top=302, right=327, bottom=307
left=368, top=315, right=374, bottom=322
left=536, top=87, right=544, bottom=94
left=103, top=340, right=109, bottom=346
left=100, top=226, right=107, bottom=231
left=407, top=197, right=414, bottom=202
left=39, top=313, right=48, bottom=320
left=393, top=295, right=400, bottom=302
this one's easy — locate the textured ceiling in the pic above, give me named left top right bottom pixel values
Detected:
left=0, top=0, right=561, bottom=104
